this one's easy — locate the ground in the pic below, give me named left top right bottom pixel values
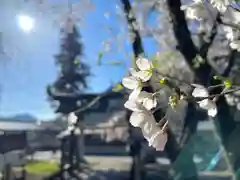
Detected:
left=14, top=161, right=59, bottom=175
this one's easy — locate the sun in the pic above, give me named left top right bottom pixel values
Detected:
left=17, top=14, right=35, bottom=33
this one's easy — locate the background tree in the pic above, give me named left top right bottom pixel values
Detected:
left=47, top=16, right=90, bottom=114
left=46, top=16, right=90, bottom=171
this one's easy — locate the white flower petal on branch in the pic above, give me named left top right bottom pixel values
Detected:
left=148, top=131, right=168, bottom=151
left=142, top=98, right=157, bottom=110
left=209, top=0, right=230, bottom=13
left=122, top=76, right=140, bottom=90
left=129, top=86, right=142, bottom=100
left=135, top=111, right=168, bottom=151
left=230, top=40, right=240, bottom=52
left=231, top=10, right=240, bottom=24
left=223, top=26, right=235, bottom=41
left=136, top=57, right=153, bottom=71
left=131, top=57, right=154, bottom=82
left=124, top=100, right=144, bottom=112
left=191, top=84, right=217, bottom=117
left=130, top=111, right=152, bottom=127
left=133, top=70, right=153, bottom=82
left=198, top=99, right=210, bottom=110
left=141, top=120, right=160, bottom=140
left=129, top=68, right=138, bottom=76
left=122, top=72, right=143, bottom=100
left=125, top=99, right=167, bottom=151
left=207, top=106, right=218, bottom=117
left=138, top=91, right=157, bottom=110
left=181, top=1, right=204, bottom=20
left=126, top=100, right=156, bottom=128
left=198, top=99, right=217, bottom=117
left=192, top=84, right=209, bottom=98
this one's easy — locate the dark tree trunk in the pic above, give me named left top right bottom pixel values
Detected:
left=166, top=0, right=239, bottom=176
left=121, top=0, right=199, bottom=179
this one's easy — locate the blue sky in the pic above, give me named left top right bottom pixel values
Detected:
left=0, top=0, right=157, bottom=120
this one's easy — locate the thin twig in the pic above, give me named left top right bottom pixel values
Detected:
left=162, top=120, right=169, bottom=132
left=155, top=70, right=192, bottom=86
left=184, top=86, right=240, bottom=102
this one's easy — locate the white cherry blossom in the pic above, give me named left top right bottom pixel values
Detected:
left=131, top=57, right=154, bottom=82
left=192, top=84, right=209, bottom=98
left=198, top=99, right=217, bottom=117
left=148, top=130, right=168, bottom=151
left=209, top=0, right=231, bottom=13
left=192, top=84, right=217, bottom=117
left=136, top=57, right=153, bottom=72
left=124, top=100, right=145, bottom=112
left=122, top=76, right=142, bottom=100
left=122, top=58, right=154, bottom=101
left=124, top=100, right=154, bottom=127
left=181, top=1, right=204, bottom=20
left=129, top=111, right=153, bottom=127
left=223, top=26, right=235, bottom=41
left=230, top=40, right=240, bottom=52
left=124, top=100, right=167, bottom=151
left=138, top=91, right=157, bottom=110
left=231, top=10, right=240, bottom=24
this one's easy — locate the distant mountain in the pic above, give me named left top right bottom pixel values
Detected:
left=10, top=113, right=37, bottom=121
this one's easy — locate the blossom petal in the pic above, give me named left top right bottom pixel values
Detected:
left=133, top=70, right=152, bottom=82
left=231, top=11, right=240, bottom=24
left=210, top=0, right=229, bottom=13
left=223, top=26, right=234, bottom=41
left=142, top=98, right=157, bottom=110
left=129, top=68, right=138, bottom=77
left=141, top=120, right=159, bottom=140
left=122, top=76, right=139, bottom=90
left=181, top=2, right=203, bottom=20
left=198, top=99, right=213, bottom=110
left=129, top=111, right=149, bottom=127
left=129, top=86, right=142, bottom=100
left=230, top=40, right=240, bottom=52
left=124, top=100, right=144, bottom=112
left=198, top=99, right=218, bottom=117
left=208, top=107, right=217, bottom=117
left=138, top=91, right=152, bottom=100
left=136, top=58, right=153, bottom=71
left=148, top=131, right=168, bottom=151
left=192, top=84, right=209, bottom=98
left=138, top=91, right=157, bottom=110
left=198, top=99, right=210, bottom=110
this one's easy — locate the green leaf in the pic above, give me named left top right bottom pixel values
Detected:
left=193, top=55, right=205, bottom=69
left=73, top=59, right=78, bottom=65
left=224, top=79, right=232, bottom=88
left=213, top=75, right=232, bottom=88
left=97, top=52, right=103, bottom=66
left=159, top=78, right=166, bottom=84
left=152, top=59, right=159, bottom=68
left=112, top=83, right=123, bottom=92
left=169, top=95, right=179, bottom=109
left=213, top=75, right=220, bottom=80
left=213, top=75, right=226, bottom=80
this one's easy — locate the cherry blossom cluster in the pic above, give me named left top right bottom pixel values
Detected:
left=121, top=57, right=221, bottom=151
left=181, top=0, right=240, bottom=51
left=122, top=57, right=168, bottom=151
